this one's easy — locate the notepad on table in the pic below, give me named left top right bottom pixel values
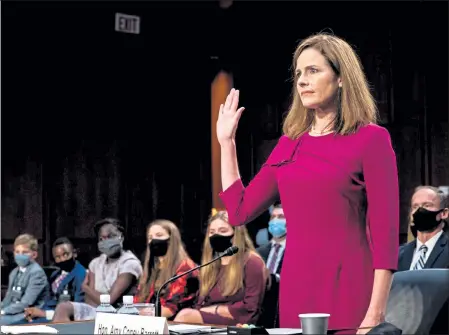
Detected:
left=168, top=324, right=212, bottom=334
left=267, top=328, right=302, bottom=335
left=1, top=325, right=59, bottom=334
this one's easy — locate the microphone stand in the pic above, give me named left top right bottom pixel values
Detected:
left=154, top=246, right=238, bottom=317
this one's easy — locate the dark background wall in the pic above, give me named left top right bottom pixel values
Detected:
left=2, top=1, right=448, bottom=266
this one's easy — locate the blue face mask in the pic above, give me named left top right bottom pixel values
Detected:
left=15, top=254, right=31, bottom=267
left=268, top=218, right=287, bottom=238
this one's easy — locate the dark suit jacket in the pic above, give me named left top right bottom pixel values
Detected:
left=256, top=242, right=284, bottom=275
left=256, top=242, right=285, bottom=328
left=44, top=261, right=87, bottom=309
left=0, top=261, right=49, bottom=315
left=398, top=232, right=449, bottom=271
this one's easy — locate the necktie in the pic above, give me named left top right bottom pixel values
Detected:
left=13, top=271, right=23, bottom=288
left=268, top=243, right=281, bottom=274
left=413, top=245, right=428, bottom=270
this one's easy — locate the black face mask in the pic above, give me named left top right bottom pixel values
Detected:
left=57, top=258, right=75, bottom=272
left=412, top=207, right=444, bottom=233
left=149, top=238, right=169, bottom=257
left=209, top=234, right=234, bottom=253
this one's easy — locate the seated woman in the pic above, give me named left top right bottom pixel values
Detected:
left=175, top=211, right=267, bottom=326
left=134, top=220, right=199, bottom=319
left=52, top=218, right=143, bottom=322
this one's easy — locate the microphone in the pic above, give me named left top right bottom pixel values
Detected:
left=154, top=246, right=239, bottom=317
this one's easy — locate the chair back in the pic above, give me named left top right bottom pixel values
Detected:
left=258, top=274, right=280, bottom=328
left=42, top=265, right=60, bottom=282
left=385, top=269, right=449, bottom=334
left=366, top=322, right=402, bottom=335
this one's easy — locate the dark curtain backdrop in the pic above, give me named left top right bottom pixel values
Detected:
left=1, top=2, right=219, bottom=265
left=2, top=2, right=448, bottom=266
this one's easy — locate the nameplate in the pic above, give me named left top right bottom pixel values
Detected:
left=94, top=312, right=169, bottom=334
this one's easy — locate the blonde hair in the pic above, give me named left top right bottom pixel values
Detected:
left=283, top=33, right=378, bottom=139
left=14, top=234, right=38, bottom=251
left=199, top=211, right=266, bottom=297
left=136, top=220, right=191, bottom=302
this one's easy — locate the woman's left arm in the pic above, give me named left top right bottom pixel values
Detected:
left=359, top=126, right=399, bottom=333
left=366, top=270, right=393, bottom=318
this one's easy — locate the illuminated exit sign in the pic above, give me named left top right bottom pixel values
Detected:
left=115, top=13, right=140, bottom=34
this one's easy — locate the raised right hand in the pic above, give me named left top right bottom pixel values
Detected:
left=216, top=88, right=245, bottom=145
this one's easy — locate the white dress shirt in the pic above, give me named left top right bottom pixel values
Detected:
left=409, top=230, right=443, bottom=270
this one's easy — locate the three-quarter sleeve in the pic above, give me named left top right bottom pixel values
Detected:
left=220, top=136, right=292, bottom=226
left=362, top=126, right=399, bottom=271
left=227, top=254, right=267, bottom=323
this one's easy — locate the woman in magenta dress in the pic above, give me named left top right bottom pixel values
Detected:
left=217, top=33, right=399, bottom=334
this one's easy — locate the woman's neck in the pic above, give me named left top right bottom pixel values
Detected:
left=312, top=107, right=337, bottom=134
left=220, top=256, right=231, bottom=265
left=107, top=250, right=123, bottom=261
left=157, top=256, right=166, bottom=268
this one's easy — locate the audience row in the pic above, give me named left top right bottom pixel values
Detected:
left=0, top=185, right=447, bottom=327
left=1, top=210, right=283, bottom=326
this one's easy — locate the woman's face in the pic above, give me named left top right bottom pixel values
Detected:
left=209, top=218, right=233, bottom=237
left=148, top=224, right=170, bottom=243
left=98, top=224, right=121, bottom=241
left=97, top=224, right=123, bottom=257
left=295, top=47, right=341, bottom=110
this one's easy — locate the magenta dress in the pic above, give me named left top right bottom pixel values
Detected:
left=220, top=124, right=399, bottom=330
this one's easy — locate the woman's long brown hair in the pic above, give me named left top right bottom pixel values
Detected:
left=199, top=211, right=266, bottom=297
left=283, top=33, right=378, bottom=139
left=136, top=219, right=190, bottom=302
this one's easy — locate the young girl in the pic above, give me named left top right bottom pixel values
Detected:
left=175, top=211, right=267, bottom=326
left=135, top=220, right=198, bottom=319
left=52, top=218, right=142, bottom=321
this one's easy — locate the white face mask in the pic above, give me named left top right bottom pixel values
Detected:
left=98, top=238, right=123, bottom=256
left=15, top=254, right=32, bottom=267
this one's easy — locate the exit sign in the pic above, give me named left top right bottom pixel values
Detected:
left=115, top=13, right=140, bottom=34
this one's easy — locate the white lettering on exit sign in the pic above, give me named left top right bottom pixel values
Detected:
left=115, top=13, right=140, bottom=34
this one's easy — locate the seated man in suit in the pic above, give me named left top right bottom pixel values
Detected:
left=19, top=237, right=87, bottom=324
left=257, top=203, right=286, bottom=278
left=256, top=203, right=286, bottom=327
left=0, top=234, right=49, bottom=325
left=398, top=185, right=449, bottom=271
